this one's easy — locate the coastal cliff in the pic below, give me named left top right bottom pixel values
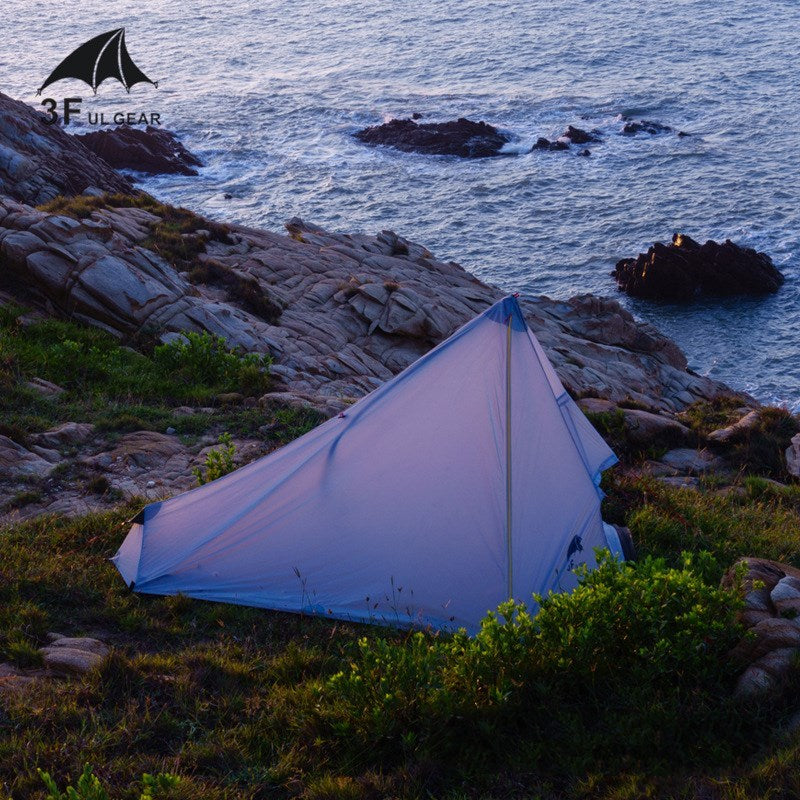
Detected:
left=0, top=93, right=735, bottom=416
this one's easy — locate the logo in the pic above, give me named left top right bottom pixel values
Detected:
left=37, top=27, right=161, bottom=126
left=38, top=27, right=157, bottom=96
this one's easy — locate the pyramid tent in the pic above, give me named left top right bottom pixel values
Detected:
left=113, top=296, right=618, bottom=632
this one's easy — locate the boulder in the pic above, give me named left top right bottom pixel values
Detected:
left=618, top=408, right=693, bottom=447
left=707, top=409, right=761, bottom=444
left=0, top=435, right=58, bottom=479
left=620, top=117, right=674, bottom=135
left=40, top=646, right=104, bottom=674
left=531, top=137, right=569, bottom=152
left=32, top=422, right=95, bottom=448
left=722, top=557, right=800, bottom=594
left=657, top=447, right=725, bottom=474
left=561, top=125, right=601, bottom=144
left=25, top=377, right=65, bottom=397
left=786, top=433, right=800, bottom=479
left=613, top=233, right=784, bottom=300
left=74, top=125, right=203, bottom=176
left=0, top=93, right=132, bottom=204
left=771, top=576, right=800, bottom=617
left=109, top=431, right=186, bottom=470
left=732, top=617, right=800, bottom=662
left=46, top=636, right=110, bottom=656
left=354, top=117, right=511, bottom=158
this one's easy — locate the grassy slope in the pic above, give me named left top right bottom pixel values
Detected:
left=2, top=305, right=800, bottom=798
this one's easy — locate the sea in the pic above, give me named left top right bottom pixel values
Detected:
left=2, top=0, right=799, bottom=407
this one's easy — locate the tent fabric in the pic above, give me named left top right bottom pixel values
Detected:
left=113, top=295, right=618, bottom=633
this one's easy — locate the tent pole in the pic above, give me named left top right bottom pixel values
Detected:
left=505, top=315, right=513, bottom=599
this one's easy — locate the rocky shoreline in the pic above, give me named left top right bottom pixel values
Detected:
left=0, top=89, right=763, bottom=520
left=2, top=91, right=800, bottom=717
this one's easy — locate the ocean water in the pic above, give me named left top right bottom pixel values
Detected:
left=2, top=1, right=799, bottom=407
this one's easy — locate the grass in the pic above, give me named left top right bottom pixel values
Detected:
left=2, top=479, right=800, bottom=798
left=0, top=306, right=272, bottom=432
left=37, top=193, right=232, bottom=273
left=3, top=304, right=800, bottom=796
left=36, top=193, right=282, bottom=325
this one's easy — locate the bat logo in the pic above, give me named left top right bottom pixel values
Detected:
left=37, top=27, right=158, bottom=96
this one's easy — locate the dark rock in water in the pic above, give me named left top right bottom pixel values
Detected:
left=613, top=233, right=784, bottom=300
left=0, top=93, right=132, bottom=205
left=74, top=125, right=203, bottom=175
left=578, top=148, right=591, bottom=157
left=562, top=125, right=602, bottom=144
left=677, top=130, right=691, bottom=137
left=532, top=137, right=569, bottom=152
left=411, top=112, right=423, bottom=120
left=354, top=117, right=511, bottom=158
left=620, top=117, right=674, bottom=135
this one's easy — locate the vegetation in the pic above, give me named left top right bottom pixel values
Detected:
left=38, top=765, right=179, bottom=800
left=193, top=433, right=237, bottom=485
left=36, top=193, right=282, bottom=324
left=3, top=301, right=800, bottom=796
left=0, top=307, right=271, bottom=430
left=37, top=192, right=232, bottom=272
left=2, top=478, right=800, bottom=798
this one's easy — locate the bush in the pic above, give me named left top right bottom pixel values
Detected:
left=318, top=552, right=744, bottom=770
left=153, top=332, right=270, bottom=395
left=193, top=433, right=236, bottom=485
left=39, top=764, right=179, bottom=800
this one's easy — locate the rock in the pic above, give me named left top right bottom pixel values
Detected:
left=74, top=126, right=203, bottom=175
left=618, top=408, right=693, bottom=447
left=109, top=431, right=186, bottom=470
left=786, top=433, right=800, bottom=479
left=46, top=636, right=109, bottom=656
left=32, top=422, right=95, bottom=448
left=531, top=137, right=569, bottom=151
left=0, top=435, right=58, bottom=479
left=578, top=148, right=591, bottom=157
left=771, top=576, right=800, bottom=617
left=722, top=557, right=800, bottom=595
left=735, top=664, right=776, bottom=697
left=0, top=85, right=744, bottom=422
left=561, top=125, right=601, bottom=144
left=25, top=377, right=65, bottom=397
left=0, top=93, right=132, bottom=205
left=656, top=476, right=700, bottom=489
left=707, top=409, right=761, bottom=444
left=733, top=618, right=800, bottom=663
left=216, top=392, right=243, bottom=404
left=657, top=448, right=725, bottom=474
left=260, top=391, right=349, bottom=419
left=613, top=233, right=784, bottom=300
left=354, top=117, right=511, bottom=158
left=620, top=117, right=673, bottom=135
left=40, top=646, right=104, bottom=674
left=577, top=398, right=617, bottom=415
left=165, top=426, right=176, bottom=435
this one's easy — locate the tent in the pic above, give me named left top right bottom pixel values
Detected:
left=113, top=295, right=619, bottom=632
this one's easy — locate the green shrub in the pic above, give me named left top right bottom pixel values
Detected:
left=193, top=433, right=236, bottom=485
left=318, top=553, right=744, bottom=769
left=153, top=332, right=270, bottom=394
left=38, top=764, right=179, bottom=800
